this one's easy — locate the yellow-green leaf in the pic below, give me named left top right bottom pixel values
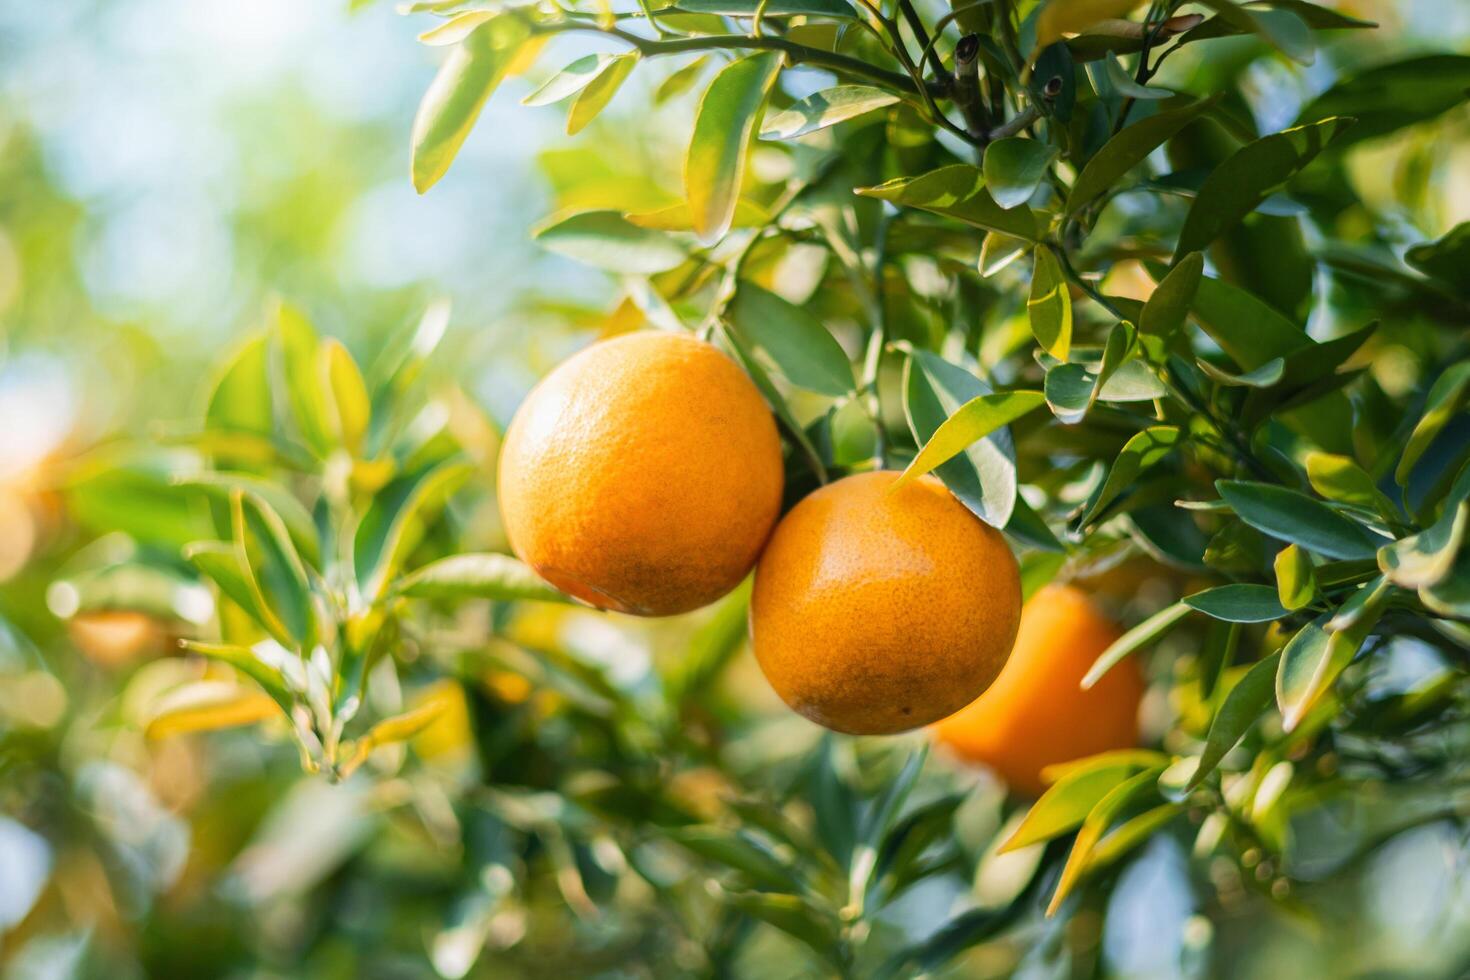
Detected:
left=893, top=391, right=1045, bottom=490
left=567, top=52, right=638, bottom=135
left=1274, top=544, right=1316, bottom=611
left=1028, top=247, right=1072, bottom=360
left=686, top=53, right=782, bottom=244
left=145, top=682, right=282, bottom=739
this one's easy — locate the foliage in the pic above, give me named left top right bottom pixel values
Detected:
left=3, top=0, right=1470, bottom=976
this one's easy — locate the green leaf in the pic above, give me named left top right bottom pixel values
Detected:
left=1002, top=750, right=1169, bottom=852
left=1184, top=584, right=1287, bottom=623
left=273, top=302, right=332, bottom=457
left=1276, top=583, right=1386, bottom=731
left=393, top=553, right=572, bottom=603
left=664, top=582, right=751, bottom=705
left=1044, top=362, right=1092, bottom=425
left=184, top=541, right=268, bottom=626
left=857, top=165, right=1040, bottom=240
left=1065, top=95, right=1221, bottom=215
left=625, top=198, right=770, bottom=232
left=1098, top=50, right=1172, bottom=99
left=663, top=826, right=797, bottom=891
left=1082, top=601, right=1191, bottom=688
left=1190, top=276, right=1310, bottom=371
left=1140, top=252, right=1202, bottom=338
left=1033, top=0, right=1144, bottom=52
left=1088, top=803, right=1185, bottom=869
left=674, top=0, right=855, bottom=15
left=892, top=391, right=1046, bottom=490
left=1305, top=452, right=1397, bottom=524
left=654, top=56, right=711, bottom=105
left=760, top=85, right=898, bottom=140
left=173, top=472, right=321, bottom=569
left=982, top=138, right=1058, bottom=210
left=903, top=351, right=1018, bottom=528
left=714, top=325, right=827, bottom=483
left=1076, top=426, right=1181, bottom=526
left=320, top=339, right=371, bottom=455
left=1047, top=768, right=1161, bottom=915
left=686, top=53, right=782, bottom=243
left=725, top=282, right=855, bottom=397
left=205, top=335, right=274, bottom=438
left=1296, top=54, right=1470, bottom=149
left=1198, top=357, right=1285, bottom=388
left=1028, top=247, right=1072, bottom=360
left=1187, top=651, right=1281, bottom=789
left=1217, top=480, right=1381, bottom=560
left=567, top=52, right=638, bottom=135
left=533, top=210, right=688, bottom=274
left=1379, top=500, right=1469, bottom=591
left=411, top=16, right=530, bottom=192
left=231, top=491, right=317, bottom=651
left=180, top=640, right=294, bottom=712
left=725, top=892, right=840, bottom=959
left=354, top=459, right=476, bottom=601
left=1405, top=222, right=1470, bottom=297
left=1273, top=544, right=1316, bottom=610
left=522, top=53, right=626, bottom=107
left=1194, top=0, right=1314, bottom=63
left=1175, top=117, right=1353, bottom=260
left=1396, top=362, right=1470, bottom=486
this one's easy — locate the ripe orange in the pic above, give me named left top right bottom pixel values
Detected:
left=750, top=470, right=1021, bottom=735
left=498, top=331, right=784, bottom=616
left=932, top=583, right=1145, bottom=797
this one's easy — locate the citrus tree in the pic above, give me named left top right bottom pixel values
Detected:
left=12, top=0, right=1470, bottom=976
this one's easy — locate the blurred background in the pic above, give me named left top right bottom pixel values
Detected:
left=1, top=0, right=1469, bottom=977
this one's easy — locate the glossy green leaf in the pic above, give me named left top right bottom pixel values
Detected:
left=1396, top=362, right=1470, bottom=485
left=982, top=138, right=1058, bottom=210
left=903, top=351, right=1018, bottom=528
left=534, top=210, right=688, bottom=274
left=1076, top=426, right=1181, bottom=526
left=857, top=165, right=1040, bottom=240
left=1195, top=0, right=1314, bottom=63
left=1218, top=480, right=1381, bottom=560
left=760, top=85, right=898, bottom=140
left=715, top=325, right=827, bottom=484
left=1140, top=252, right=1202, bottom=338
left=1082, top=601, right=1190, bottom=688
left=1379, top=500, right=1469, bottom=591
left=1305, top=452, right=1397, bottom=523
left=1184, top=584, right=1287, bottom=623
left=1028, top=247, right=1072, bottom=360
left=1065, top=95, right=1220, bottom=214
left=354, top=459, right=476, bottom=601
left=893, top=391, right=1045, bottom=490
left=686, top=53, right=782, bottom=243
left=231, top=491, right=316, bottom=651
left=1047, top=768, right=1161, bottom=915
left=1044, top=362, right=1091, bottom=424
left=1002, top=750, right=1168, bottom=852
left=1190, top=276, right=1310, bottom=370
left=1273, top=544, right=1316, bottom=610
left=1405, top=222, right=1470, bottom=297
left=411, top=16, right=530, bottom=192
left=1197, top=357, right=1285, bottom=388
left=1278, top=581, right=1387, bottom=730
left=1175, top=117, right=1353, bottom=260
left=1296, top=54, right=1470, bottom=148
left=567, top=52, right=638, bottom=135
left=663, top=826, right=796, bottom=890
left=393, top=553, right=572, bottom=603
left=726, top=282, right=854, bottom=397
left=1187, top=651, right=1281, bottom=789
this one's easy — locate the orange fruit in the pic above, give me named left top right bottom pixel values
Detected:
left=498, top=331, right=783, bottom=616
left=932, top=583, right=1145, bottom=797
left=750, top=470, right=1021, bottom=735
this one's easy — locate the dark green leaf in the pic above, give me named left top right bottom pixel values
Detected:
left=1065, top=95, right=1221, bottom=215
left=1187, top=651, right=1281, bottom=789
left=983, top=138, right=1058, bottom=210
left=663, top=827, right=797, bottom=890
left=1184, top=583, right=1287, bottom=623
left=726, top=282, right=855, bottom=397
left=1140, top=252, right=1202, bottom=338
left=1296, top=54, right=1470, bottom=148
left=1217, top=480, right=1381, bottom=560
left=1405, top=222, right=1470, bottom=297
left=1175, top=117, right=1353, bottom=260
left=1396, top=362, right=1470, bottom=486
left=1077, top=426, right=1182, bottom=526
